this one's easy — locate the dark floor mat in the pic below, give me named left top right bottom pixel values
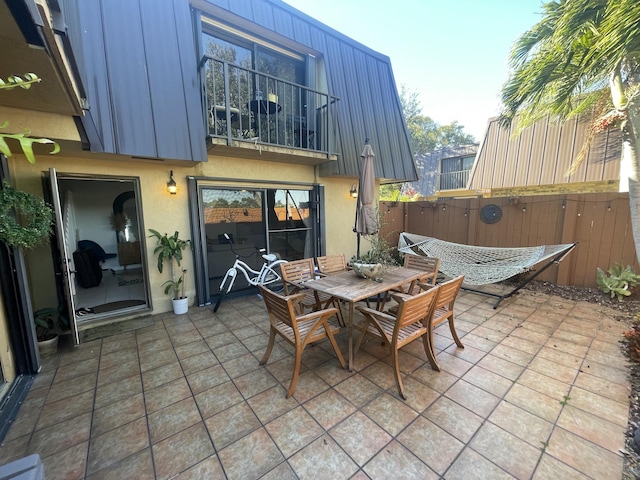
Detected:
left=91, top=299, right=146, bottom=314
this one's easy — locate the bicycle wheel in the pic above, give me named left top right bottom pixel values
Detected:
left=259, top=260, right=287, bottom=292
left=214, top=268, right=237, bottom=312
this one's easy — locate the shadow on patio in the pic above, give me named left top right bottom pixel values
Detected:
left=0, top=285, right=631, bottom=479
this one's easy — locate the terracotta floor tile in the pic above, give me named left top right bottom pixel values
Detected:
left=397, top=416, right=464, bottom=475
left=433, top=351, right=473, bottom=377
left=477, top=354, right=524, bottom=381
left=362, top=393, right=419, bottom=436
left=141, top=361, right=184, bottom=391
left=85, top=448, right=154, bottom=479
left=557, top=404, right=625, bottom=453
left=28, top=411, right=92, bottom=459
left=265, top=406, right=323, bottom=458
left=97, top=359, right=140, bottom=387
left=233, top=366, right=280, bottom=399
left=545, top=426, right=623, bottom=479
left=500, top=335, right=542, bottom=355
left=92, top=393, right=146, bottom=437
left=221, top=352, right=261, bottom=379
left=410, top=365, right=458, bottom=393
left=462, top=365, right=513, bottom=398
left=99, top=347, right=138, bottom=371
left=303, top=389, right=356, bottom=430
left=148, top=396, right=202, bottom=444
left=41, top=441, right=88, bottom=480
left=444, top=447, right=514, bottom=479
left=424, top=396, right=483, bottom=443
left=489, top=401, right=553, bottom=448
left=333, top=373, right=384, bottom=407
left=517, top=369, right=570, bottom=399
left=573, top=370, right=630, bottom=403
left=145, top=376, right=192, bottom=413
left=567, top=386, right=629, bottom=427
left=289, top=371, right=330, bottom=403
left=179, top=350, right=219, bottom=375
left=445, top=380, right=500, bottom=418
left=470, top=422, right=541, bottom=479
left=329, top=411, right=392, bottom=466
left=247, top=384, right=298, bottom=424
left=217, top=428, right=283, bottom=480
left=505, top=383, right=563, bottom=423
left=152, top=423, right=214, bottom=480
left=186, top=364, right=230, bottom=395
left=490, top=344, right=535, bottom=367
left=87, top=417, right=149, bottom=475
left=37, top=389, right=94, bottom=430
left=528, top=356, right=579, bottom=384
left=94, top=374, right=142, bottom=409
left=457, top=332, right=498, bottom=353
left=532, top=453, right=590, bottom=479
left=535, top=346, right=583, bottom=370
left=172, top=455, right=225, bottom=480
left=195, top=380, right=245, bottom=419
left=205, top=401, right=260, bottom=450
left=260, top=461, right=298, bottom=480
left=288, top=434, right=359, bottom=480
left=364, top=439, right=438, bottom=479
left=396, top=376, right=441, bottom=412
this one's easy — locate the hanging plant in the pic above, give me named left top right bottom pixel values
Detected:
left=0, top=181, right=53, bottom=249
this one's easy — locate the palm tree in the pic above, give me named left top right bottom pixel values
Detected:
left=499, top=0, right=640, bottom=255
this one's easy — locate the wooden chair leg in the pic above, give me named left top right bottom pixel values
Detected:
left=260, top=328, right=277, bottom=365
left=287, top=349, right=303, bottom=398
left=449, top=317, right=464, bottom=348
left=391, top=346, right=406, bottom=400
left=324, top=323, right=346, bottom=369
left=423, top=329, right=440, bottom=371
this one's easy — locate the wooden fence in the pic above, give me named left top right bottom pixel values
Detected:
left=380, top=193, right=638, bottom=288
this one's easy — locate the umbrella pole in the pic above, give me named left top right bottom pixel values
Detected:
left=354, top=177, right=362, bottom=259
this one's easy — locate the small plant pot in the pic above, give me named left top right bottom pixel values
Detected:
left=37, top=335, right=59, bottom=357
left=172, top=297, right=188, bottom=315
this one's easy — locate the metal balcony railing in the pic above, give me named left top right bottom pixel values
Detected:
left=201, top=56, right=338, bottom=154
left=438, top=170, right=470, bottom=191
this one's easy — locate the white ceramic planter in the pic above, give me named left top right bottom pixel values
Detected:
left=172, top=297, right=188, bottom=315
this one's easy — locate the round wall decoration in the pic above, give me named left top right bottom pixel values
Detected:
left=480, top=204, right=502, bottom=224
left=0, top=181, right=54, bottom=249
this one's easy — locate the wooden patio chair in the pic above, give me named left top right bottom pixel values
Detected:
left=316, top=254, right=347, bottom=275
left=258, top=285, right=346, bottom=398
left=280, top=258, right=344, bottom=325
left=385, top=255, right=441, bottom=314
left=419, top=274, right=465, bottom=371
left=354, top=285, right=441, bottom=400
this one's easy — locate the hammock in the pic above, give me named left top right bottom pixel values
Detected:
left=398, top=233, right=577, bottom=307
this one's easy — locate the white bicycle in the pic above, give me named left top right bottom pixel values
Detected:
left=213, top=233, right=287, bottom=312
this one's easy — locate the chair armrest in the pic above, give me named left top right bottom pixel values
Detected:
left=284, top=292, right=308, bottom=308
left=297, top=307, right=338, bottom=322
left=390, top=292, right=411, bottom=303
left=355, top=304, right=397, bottom=322
left=417, top=282, right=435, bottom=291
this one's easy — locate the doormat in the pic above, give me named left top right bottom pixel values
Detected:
left=79, top=315, right=155, bottom=342
left=91, top=299, right=146, bottom=314
left=117, top=272, right=143, bottom=286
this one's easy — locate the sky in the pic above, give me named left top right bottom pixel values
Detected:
left=283, top=0, right=545, bottom=141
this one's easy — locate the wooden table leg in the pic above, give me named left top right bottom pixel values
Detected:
left=348, top=302, right=354, bottom=371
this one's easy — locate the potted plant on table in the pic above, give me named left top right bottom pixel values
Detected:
left=149, top=229, right=191, bottom=314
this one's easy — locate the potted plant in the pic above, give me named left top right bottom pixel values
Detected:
left=149, top=229, right=191, bottom=314
left=33, top=306, right=69, bottom=357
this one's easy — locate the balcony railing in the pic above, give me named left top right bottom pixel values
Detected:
left=438, top=170, right=470, bottom=191
left=201, top=56, right=338, bottom=154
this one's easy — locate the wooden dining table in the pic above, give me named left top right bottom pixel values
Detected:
left=295, top=266, right=427, bottom=371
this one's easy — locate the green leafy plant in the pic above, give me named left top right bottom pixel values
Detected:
left=149, top=229, right=191, bottom=299
left=596, top=263, right=640, bottom=301
left=33, top=305, right=69, bottom=341
left=0, top=74, right=60, bottom=164
left=0, top=181, right=53, bottom=249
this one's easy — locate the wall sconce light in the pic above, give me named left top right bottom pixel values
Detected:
left=421, top=207, right=424, bottom=214
left=167, top=170, right=177, bottom=195
left=464, top=210, right=468, bottom=217
left=349, top=184, right=358, bottom=198
left=442, top=205, right=446, bottom=211
left=607, top=203, right=612, bottom=212
left=522, top=204, right=527, bottom=213
left=562, top=202, right=566, bottom=209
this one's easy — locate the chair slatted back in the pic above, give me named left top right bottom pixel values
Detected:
left=435, top=275, right=464, bottom=311
left=404, top=255, right=440, bottom=287
left=394, top=286, right=440, bottom=331
left=280, top=258, right=316, bottom=294
left=316, top=254, right=347, bottom=275
left=260, top=286, right=297, bottom=329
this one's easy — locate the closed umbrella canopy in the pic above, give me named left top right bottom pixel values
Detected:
left=356, top=142, right=378, bottom=236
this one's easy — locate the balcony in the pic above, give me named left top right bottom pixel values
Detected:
left=438, top=169, right=471, bottom=191
left=201, top=56, right=338, bottom=163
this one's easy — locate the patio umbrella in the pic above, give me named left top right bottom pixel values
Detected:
left=354, top=138, right=378, bottom=257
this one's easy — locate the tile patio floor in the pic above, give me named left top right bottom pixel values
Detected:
left=0, top=285, right=632, bottom=479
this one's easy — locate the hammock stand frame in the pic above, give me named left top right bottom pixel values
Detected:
left=460, top=242, right=577, bottom=308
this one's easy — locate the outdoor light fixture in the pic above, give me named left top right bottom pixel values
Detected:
left=167, top=170, right=177, bottom=195
left=349, top=184, right=358, bottom=198
left=522, top=204, right=527, bottom=213
left=607, top=203, right=612, bottom=212
left=562, top=202, right=566, bottom=209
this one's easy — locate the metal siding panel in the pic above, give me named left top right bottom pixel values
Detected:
left=101, top=0, right=156, bottom=157
left=140, top=0, right=192, bottom=160
left=175, top=1, right=207, bottom=161
left=539, top=119, right=561, bottom=185
left=73, top=1, right=116, bottom=153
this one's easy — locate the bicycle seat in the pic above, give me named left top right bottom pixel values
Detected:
left=262, top=253, right=278, bottom=262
